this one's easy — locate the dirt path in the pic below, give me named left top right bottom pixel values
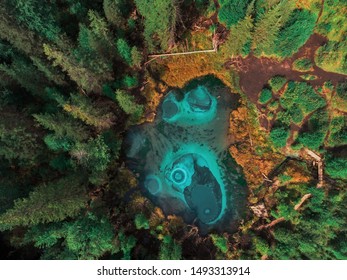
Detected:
left=232, top=33, right=346, bottom=104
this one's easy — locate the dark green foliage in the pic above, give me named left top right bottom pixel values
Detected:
left=34, top=112, right=89, bottom=143
left=0, top=42, right=49, bottom=94
left=70, top=135, right=111, bottom=172
left=296, top=110, right=329, bottom=150
left=24, top=213, right=117, bottom=260
left=221, top=1, right=255, bottom=57
left=327, top=115, right=347, bottom=147
left=123, top=75, right=138, bottom=88
left=103, top=0, right=129, bottom=28
left=292, top=57, right=313, bottom=72
left=269, top=76, right=286, bottom=92
left=159, top=235, right=182, bottom=260
left=325, top=154, right=347, bottom=180
left=5, top=0, right=62, bottom=42
left=0, top=176, right=87, bottom=231
left=251, top=0, right=293, bottom=56
left=270, top=124, right=290, bottom=148
left=134, top=213, right=150, bottom=230
left=0, top=0, right=346, bottom=261
left=252, top=236, right=271, bottom=257
left=44, top=11, right=115, bottom=93
left=116, top=90, right=144, bottom=123
left=280, top=81, right=326, bottom=118
left=336, top=81, right=347, bottom=101
left=210, top=234, right=229, bottom=254
left=117, top=231, right=137, bottom=260
left=258, top=88, right=272, bottom=104
left=57, top=93, right=116, bottom=130
left=270, top=185, right=347, bottom=259
left=134, top=0, right=179, bottom=51
left=218, top=0, right=251, bottom=28
left=116, top=38, right=133, bottom=66
left=274, top=9, right=316, bottom=57
left=0, top=3, right=43, bottom=56
left=0, top=108, right=42, bottom=165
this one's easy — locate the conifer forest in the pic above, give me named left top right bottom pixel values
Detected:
left=0, top=0, right=346, bottom=260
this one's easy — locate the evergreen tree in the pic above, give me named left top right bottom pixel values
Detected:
left=44, top=44, right=106, bottom=93
left=70, top=135, right=111, bottom=172
left=34, top=112, right=89, bottom=143
left=5, top=0, right=62, bottom=43
left=0, top=108, right=42, bottom=166
left=59, top=93, right=116, bottom=130
left=0, top=3, right=43, bottom=56
left=222, top=1, right=255, bottom=57
left=103, top=0, right=128, bottom=28
left=116, top=38, right=133, bottom=66
left=24, top=213, right=117, bottom=260
left=251, top=0, right=293, bottom=56
left=0, top=175, right=88, bottom=231
left=115, top=90, right=143, bottom=123
left=134, top=0, right=180, bottom=51
left=159, top=235, right=182, bottom=260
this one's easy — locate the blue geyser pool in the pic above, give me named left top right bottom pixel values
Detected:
left=125, top=76, right=247, bottom=230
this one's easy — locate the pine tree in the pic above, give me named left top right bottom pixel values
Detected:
left=115, top=90, right=143, bottom=123
left=34, top=112, right=89, bottom=143
left=70, top=135, right=111, bottom=172
left=0, top=175, right=88, bottom=231
left=0, top=52, right=49, bottom=95
left=0, top=108, right=42, bottom=166
left=0, top=3, right=43, bottom=56
left=159, top=235, right=182, bottom=260
left=134, top=0, right=180, bottom=51
left=103, top=0, right=128, bottom=28
left=5, top=0, right=62, bottom=43
left=44, top=44, right=104, bottom=93
left=251, top=0, right=293, bottom=56
left=116, top=38, right=133, bottom=66
left=23, top=213, right=118, bottom=260
left=58, top=93, right=116, bottom=130
left=222, top=1, right=255, bottom=57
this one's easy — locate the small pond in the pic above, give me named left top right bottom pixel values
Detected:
left=125, top=76, right=247, bottom=232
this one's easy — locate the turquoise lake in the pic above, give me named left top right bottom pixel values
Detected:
left=125, top=76, right=247, bottom=231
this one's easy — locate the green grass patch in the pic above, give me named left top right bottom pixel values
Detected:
left=300, top=74, right=317, bottom=81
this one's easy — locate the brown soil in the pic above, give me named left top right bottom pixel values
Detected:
left=229, top=33, right=346, bottom=104
left=226, top=33, right=347, bottom=131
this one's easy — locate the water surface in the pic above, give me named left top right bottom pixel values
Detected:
left=125, top=76, right=247, bottom=231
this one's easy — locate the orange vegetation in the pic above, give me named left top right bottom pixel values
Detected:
left=142, top=76, right=166, bottom=122
left=154, top=52, right=234, bottom=90
left=229, top=105, right=284, bottom=188
left=280, top=161, right=312, bottom=184
left=295, top=0, right=321, bottom=10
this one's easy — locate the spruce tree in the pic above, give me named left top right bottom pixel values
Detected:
left=0, top=175, right=88, bottom=231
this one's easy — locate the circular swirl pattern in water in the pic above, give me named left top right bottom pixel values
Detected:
left=171, top=168, right=187, bottom=184
left=125, top=76, right=247, bottom=229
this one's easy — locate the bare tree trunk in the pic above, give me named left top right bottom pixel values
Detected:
left=294, top=193, right=312, bottom=211
left=256, top=217, right=285, bottom=231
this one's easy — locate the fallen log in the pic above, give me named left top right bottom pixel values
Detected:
left=294, top=193, right=312, bottom=211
